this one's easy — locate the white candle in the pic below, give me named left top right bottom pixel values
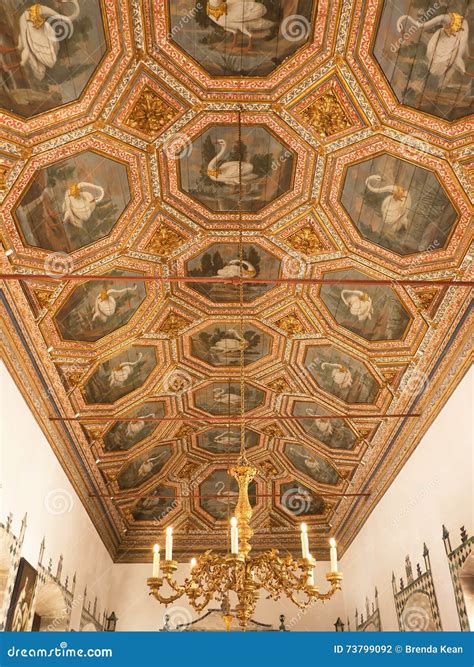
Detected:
left=152, top=544, right=160, bottom=577
left=230, top=516, right=239, bottom=555
left=300, top=523, right=309, bottom=559
left=165, top=526, right=173, bottom=561
left=329, top=538, right=338, bottom=572
left=308, top=553, right=314, bottom=586
left=190, top=557, right=197, bottom=570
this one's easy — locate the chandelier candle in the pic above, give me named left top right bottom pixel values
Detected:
left=329, top=538, right=338, bottom=572
left=153, top=544, right=160, bottom=577
left=300, top=523, right=310, bottom=559
left=165, top=527, right=173, bottom=561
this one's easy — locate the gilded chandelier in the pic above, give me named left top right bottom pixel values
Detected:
left=147, top=110, right=342, bottom=629
left=147, top=456, right=343, bottom=629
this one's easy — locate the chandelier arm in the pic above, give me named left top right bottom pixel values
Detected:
left=148, top=586, right=185, bottom=606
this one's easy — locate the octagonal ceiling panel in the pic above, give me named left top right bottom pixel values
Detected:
left=196, top=427, right=260, bottom=455
left=0, top=0, right=131, bottom=142
left=168, top=1, right=314, bottom=78
left=0, top=1, right=107, bottom=119
left=102, top=402, right=166, bottom=452
left=373, top=1, right=472, bottom=122
left=319, top=268, right=411, bottom=342
left=199, top=469, right=257, bottom=521
left=194, top=381, right=265, bottom=415
left=83, top=346, right=157, bottom=405
left=178, top=124, right=294, bottom=213
left=2, top=135, right=150, bottom=270
left=144, top=0, right=340, bottom=97
left=116, top=444, right=173, bottom=490
left=160, top=112, right=315, bottom=227
left=132, top=484, right=177, bottom=522
left=54, top=271, right=146, bottom=342
left=279, top=481, right=326, bottom=517
left=341, top=153, right=458, bottom=256
left=190, top=321, right=272, bottom=367
left=284, top=442, right=340, bottom=485
left=347, top=0, right=473, bottom=143
left=292, top=401, right=357, bottom=451
left=321, top=136, right=471, bottom=273
left=303, top=344, right=380, bottom=405
left=14, top=150, right=130, bottom=252
left=185, top=242, right=281, bottom=304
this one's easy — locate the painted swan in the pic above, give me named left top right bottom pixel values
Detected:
left=216, top=259, right=257, bottom=278
left=321, top=362, right=353, bottom=389
left=62, top=182, right=105, bottom=228
left=18, top=1, right=80, bottom=80
left=305, top=408, right=334, bottom=436
left=213, top=430, right=241, bottom=446
left=137, top=452, right=166, bottom=479
left=92, top=285, right=138, bottom=323
left=289, top=445, right=323, bottom=472
left=341, top=290, right=374, bottom=322
left=109, top=353, right=143, bottom=388
left=365, top=175, right=412, bottom=232
left=215, top=480, right=239, bottom=504
left=397, top=12, right=469, bottom=81
left=211, top=329, right=248, bottom=354
left=126, top=413, right=156, bottom=438
left=213, top=388, right=241, bottom=406
left=207, top=139, right=258, bottom=187
left=206, top=0, right=273, bottom=50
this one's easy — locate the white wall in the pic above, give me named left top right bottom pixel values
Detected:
left=340, top=368, right=473, bottom=631
left=0, top=363, right=115, bottom=630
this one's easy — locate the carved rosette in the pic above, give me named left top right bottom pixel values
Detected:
left=146, top=225, right=185, bottom=257
left=287, top=225, right=324, bottom=255
left=301, top=90, right=352, bottom=138
left=125, top=88, right=177, bottom=136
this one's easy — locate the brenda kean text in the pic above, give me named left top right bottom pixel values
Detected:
left=334, top=644, right=464, bottom=654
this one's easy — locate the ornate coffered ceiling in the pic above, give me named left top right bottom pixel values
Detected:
left=0, top=0, right=472, bottom=562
